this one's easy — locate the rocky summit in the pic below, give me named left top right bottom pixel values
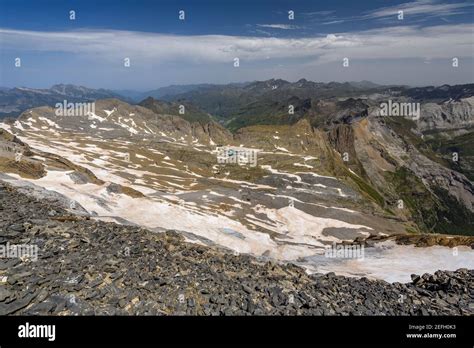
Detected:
left=0, top=182, right=472, bottom=316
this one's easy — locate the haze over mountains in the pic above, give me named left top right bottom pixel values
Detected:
left=0, top=84, right=131, bottom=118
left=1, top=80, right=384, bottom=118
left=3, top=79, right=473, bottom=121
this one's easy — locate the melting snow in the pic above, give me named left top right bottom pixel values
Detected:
left=307, top=241, right=474, bottom=283
left=87, top=113, right=106, bottom=123
left=104, top=109, right=115, bottom=117
left=38, top=117, right=61, bottom=129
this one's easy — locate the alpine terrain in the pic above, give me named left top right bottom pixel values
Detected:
left=0, top=79, right=473, bottom=315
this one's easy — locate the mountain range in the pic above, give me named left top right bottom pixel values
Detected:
left=0, top=84, right=131, bottom=119
left=0, top=78, right=473, bottom=282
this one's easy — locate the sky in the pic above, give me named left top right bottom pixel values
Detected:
left=0, top=0, right=473, bottom=90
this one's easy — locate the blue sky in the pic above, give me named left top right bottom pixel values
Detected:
left=0, top=0, right=473, bottom=89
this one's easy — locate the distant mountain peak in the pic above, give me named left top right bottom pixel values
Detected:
left=0, top=85, right=133, bottom=118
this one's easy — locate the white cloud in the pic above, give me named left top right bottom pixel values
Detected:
left=367, top=0, right=473, bottom=19
left=256, top=24, right=301, bottom=30
left=0, top=23, right=472, bottom=66
left=322, top=0, right=474, bottom=25
left=301, top=11, right=336, bottom=17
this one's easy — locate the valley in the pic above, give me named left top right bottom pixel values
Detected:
left=0, top=80, right=473, bottom=283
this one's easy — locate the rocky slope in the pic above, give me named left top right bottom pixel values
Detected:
left=338, top=115, right=474, bottom=235
left=418, top=97, right=474, bottom=131
left=0, top=182, right=472, bottom=316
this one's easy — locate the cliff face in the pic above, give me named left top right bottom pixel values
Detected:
left=325, top=115, right=474, bottom=234
left=191, top=121, right=233, bottom=145
left=327, top=124, right=356, bottom=165
left=0, top=129, right=45, bottom=179
left=418, top=97, right=474, bottom=131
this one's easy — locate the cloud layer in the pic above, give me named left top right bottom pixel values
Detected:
left=1, top=21, right=472, bottom=88
left=320, top=0, right=474, bottom=25
left=1, top=23, right=472, bottom=66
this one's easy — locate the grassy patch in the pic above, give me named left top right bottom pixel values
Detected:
left=347, top=171, right=385, bottom=207
left=386, top=167, right=474, bottom=235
